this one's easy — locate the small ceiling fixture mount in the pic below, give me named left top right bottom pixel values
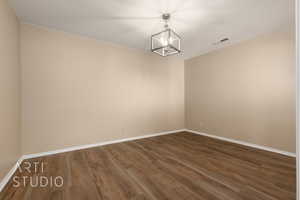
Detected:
left=151, top=13, right=181, bottom=57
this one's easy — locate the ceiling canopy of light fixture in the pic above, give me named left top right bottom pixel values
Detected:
left=151, top=13, right=181, bottom=57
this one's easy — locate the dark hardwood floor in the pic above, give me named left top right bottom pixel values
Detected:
left=0, top=132, right=296, bottom=200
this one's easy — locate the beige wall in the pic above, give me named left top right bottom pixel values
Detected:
left=21, top=24, right=184, bottom=154
left=185, top=31, right=296, bottom=152
left=0, top=0, right=20, bottom=179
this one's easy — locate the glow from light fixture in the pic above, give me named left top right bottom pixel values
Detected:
left=160, top=37, right=168, bottom=46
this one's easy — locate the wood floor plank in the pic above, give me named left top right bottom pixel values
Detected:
left=0, top=132, right=296, bottom=200
left=64, top=151, right=102, bottom=200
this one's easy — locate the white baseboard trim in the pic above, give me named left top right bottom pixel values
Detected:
left=0, top=129, right=185, bottom=192
left=22, top=129, right=185, bottom=160
left=0, top=128, right=295, bottom=193
left=0, top=157, right=24, bottom=193
left=186, top=129, right=296, bottom=157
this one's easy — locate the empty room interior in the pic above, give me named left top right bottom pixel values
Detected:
left=0, top=0, right=297, bottom=199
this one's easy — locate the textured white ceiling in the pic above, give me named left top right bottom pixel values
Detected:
left=9, top=0, right=294, bottom=59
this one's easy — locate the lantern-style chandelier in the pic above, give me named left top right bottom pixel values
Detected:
left=151, top=14, right=181, bottom=57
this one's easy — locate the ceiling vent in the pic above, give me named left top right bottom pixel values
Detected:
left=213, top=38, right=229, bottom=45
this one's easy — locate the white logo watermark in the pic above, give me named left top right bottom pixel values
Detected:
left=13, top=161, right=64, bottom=188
